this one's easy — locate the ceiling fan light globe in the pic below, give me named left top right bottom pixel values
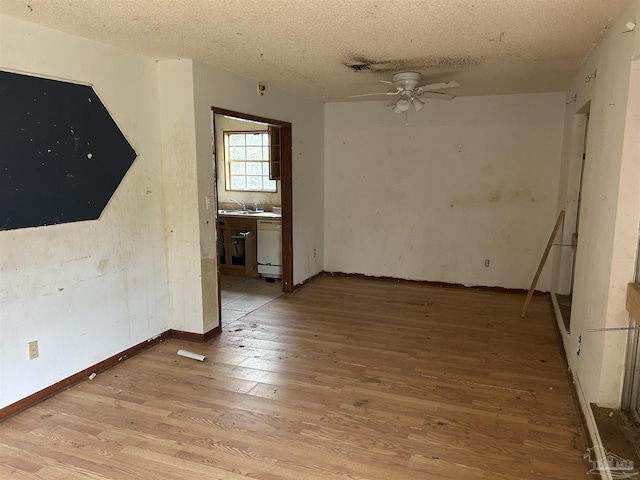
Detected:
left=411, top=97, right=425, bottom=111
left=395, top=98, right=410, bottom=112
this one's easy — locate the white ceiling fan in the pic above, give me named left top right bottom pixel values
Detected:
left=349, top=71, right=459, bottom=124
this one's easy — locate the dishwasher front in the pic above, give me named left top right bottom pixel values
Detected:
left=257, top=219, right=282, bottom=278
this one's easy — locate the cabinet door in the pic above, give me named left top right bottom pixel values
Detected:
left=220, top=216, right=258, bottom=276
left=243, top=229, right=256, bottom=275
left=269, top=125, right=281, bottom=180
left=216, top=219, right=227, bottom=266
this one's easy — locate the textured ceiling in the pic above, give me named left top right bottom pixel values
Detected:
left=0, top=0, right=626, bottom=102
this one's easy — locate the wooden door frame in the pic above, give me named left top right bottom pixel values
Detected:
left=211, top=107, right=293, bottom=296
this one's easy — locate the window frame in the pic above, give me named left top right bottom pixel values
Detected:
left=223, top=130, right=278, bottom=193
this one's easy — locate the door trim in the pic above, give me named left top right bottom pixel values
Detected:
left=211, top=107, right=293, bottom=295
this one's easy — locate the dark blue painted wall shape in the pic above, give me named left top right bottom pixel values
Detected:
left=0, top=71, right=137, bottom=230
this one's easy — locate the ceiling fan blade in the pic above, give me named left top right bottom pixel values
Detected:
left=415, top=80, right=460, bottom=91
left=348, top=91, right=400, bottom=98
left=419, top=91, right=457, bottom=101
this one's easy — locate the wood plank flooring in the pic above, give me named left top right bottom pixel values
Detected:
left=0, top=276, right=590, bottom=479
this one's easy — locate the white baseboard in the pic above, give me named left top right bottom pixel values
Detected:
left=550, top=293, right=612, bottom=479
left=573, top=375, right=613, bottom=480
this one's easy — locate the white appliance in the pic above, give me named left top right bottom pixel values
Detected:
left=257, top=219, right=282, bottom=278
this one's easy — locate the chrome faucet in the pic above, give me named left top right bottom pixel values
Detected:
left=230, top=198, right=246, bottom=210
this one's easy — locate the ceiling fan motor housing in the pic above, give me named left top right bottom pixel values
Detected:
left=392, top=71, right=421, bottom=91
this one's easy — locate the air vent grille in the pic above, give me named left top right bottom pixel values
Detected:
left=347, top=63, right=373, bottom=72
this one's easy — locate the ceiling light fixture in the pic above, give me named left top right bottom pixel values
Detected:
left=349, top=71, right=459, bottom=125
left=390, top=95, right=425, bottom=125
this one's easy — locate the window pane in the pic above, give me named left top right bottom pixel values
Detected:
left=230, top=176, right=246, bottom=190
left=247, top=176, right=262, bottom=190
left=246, top=162, right=262, bottom=175
left=228, top=134, right=245, bottom=146
left=230, top=162, right=245, bottom=175
left=246, top=146, right=263, bottom=160
left=263, top=146, right=269, bottom=160
left=245, top=133, right=263, bottom=146
left=263, top=178, right=277, bottom=191
left=229, top=146, right=246, bottom=160
left=262, top=163, right=270, bottom=175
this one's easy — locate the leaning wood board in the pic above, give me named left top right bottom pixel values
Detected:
left=521, top=210, right=565, bottom=318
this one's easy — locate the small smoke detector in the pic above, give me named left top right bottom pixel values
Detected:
left=346, top=63, right=373, bottom=72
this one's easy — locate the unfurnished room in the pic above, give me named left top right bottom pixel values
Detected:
left=1, top=1, right=639, bottom=478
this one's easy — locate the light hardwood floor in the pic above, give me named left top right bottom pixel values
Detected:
left=1, top=276, right=589, bottom=479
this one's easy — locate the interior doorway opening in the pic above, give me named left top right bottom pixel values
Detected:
left=212, top=108, right=293, bottom=326
left=621, top=57, right=640, bottom=416
left=556, top=102, right=590, bottom=333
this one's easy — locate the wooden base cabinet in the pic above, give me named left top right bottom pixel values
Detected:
left=217, top=216, right=258, bottom=276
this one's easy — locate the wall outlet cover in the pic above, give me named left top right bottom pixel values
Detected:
left=28, top=340, right=39, bottom=360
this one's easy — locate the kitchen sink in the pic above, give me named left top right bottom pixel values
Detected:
left=218, top=209, right=280, bottom=217
left=218, top=209, right=250, bottom=215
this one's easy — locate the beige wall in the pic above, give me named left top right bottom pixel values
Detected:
left=0, top=15, right=169, bottom=408
left=551, top=0, right=640, bottom=407
left=0, top=15, right=326, bottom=410
left=324, top=92, right=565, bottom=290
left=157, top=59, right=208, bottom=334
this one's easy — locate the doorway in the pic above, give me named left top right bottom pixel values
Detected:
left=622, top=239, right=640, bottom=416
left=211, top=107, right=293, bottom=326
left=621, top=57, right=640, bottom=416
left=556, top=102, right=590, bottom=332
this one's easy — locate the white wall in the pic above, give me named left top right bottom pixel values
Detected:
left=157, top=59, right=207, bottom=334
left=0, top=15, right=169, bottom=408
left=191, top=61, right=325, bottom=286
left=324, top=93, right=565, bottom=290
left=551, top=0, right=640, bottom=407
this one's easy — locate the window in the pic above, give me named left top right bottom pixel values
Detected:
left=225, top=131, right=277, bottom=192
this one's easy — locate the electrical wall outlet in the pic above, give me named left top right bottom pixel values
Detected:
left=28, top=340, right=39, bottom=360
left=484, top=259, right=490, bottom=267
